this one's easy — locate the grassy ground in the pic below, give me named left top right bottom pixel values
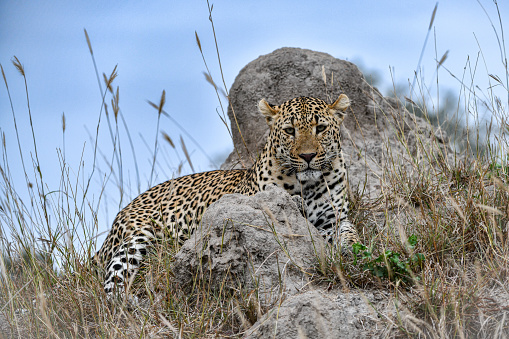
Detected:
left=1, top=3, right=509, bottom=338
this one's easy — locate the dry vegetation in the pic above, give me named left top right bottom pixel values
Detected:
left=1, top=2, right=509, bottom=338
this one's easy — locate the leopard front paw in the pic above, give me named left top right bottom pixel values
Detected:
left=291, top=195, right=306, bottom=215
left=338, top=220, right=360, bottom=255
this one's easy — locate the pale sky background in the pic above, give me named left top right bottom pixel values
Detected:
left=1, top=1, right=508, bottom=248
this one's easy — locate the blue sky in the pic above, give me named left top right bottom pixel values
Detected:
left=1, top=1, right=508, bottom=241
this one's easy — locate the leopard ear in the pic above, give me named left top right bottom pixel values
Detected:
left=329, top=94, right=350, bottom=124
left=258, top=99, right=279, bottom=129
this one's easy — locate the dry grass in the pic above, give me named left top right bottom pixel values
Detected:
left=1, top=2, right=509, bottom=338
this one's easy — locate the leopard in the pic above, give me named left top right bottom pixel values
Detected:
left=93, top=94, right=360, bottom=295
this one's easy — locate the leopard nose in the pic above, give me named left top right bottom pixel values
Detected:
left=299, top=152, right=317, bottom=163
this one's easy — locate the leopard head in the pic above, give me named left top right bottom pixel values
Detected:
left=258, top=94, right=349, bottom=181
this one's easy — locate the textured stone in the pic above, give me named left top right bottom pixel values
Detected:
left=245, top=289, right=395, bottom=338
left=172, top=185, right=326, bottom=305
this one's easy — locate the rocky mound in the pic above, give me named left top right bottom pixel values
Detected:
left=172, top=185, right=326, bottom=306
left=172, top=186, right=396, bottom=336
left=245, top=289, right=394, bottom=338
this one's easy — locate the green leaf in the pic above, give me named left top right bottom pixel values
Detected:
left=352, top=242, right=366, bottom=254
left=408, top=234, right=418, bottom=248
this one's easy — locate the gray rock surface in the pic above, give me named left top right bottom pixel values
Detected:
left=245, top=289, right=395, bottom=338
left=222, top=47, right=456, bottom=198
left=172, top=185, right=326, bottom=305
left=172, top=185, right=397, bottom=336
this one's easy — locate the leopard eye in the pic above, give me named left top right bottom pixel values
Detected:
left=316, top=125, right=327, bottom=133
left=284, top=127, right=295, bottom=136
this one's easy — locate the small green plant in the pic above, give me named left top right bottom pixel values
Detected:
left=487, top=154, right=509, bottom=179
left=352, top=235, right=425, bottom=285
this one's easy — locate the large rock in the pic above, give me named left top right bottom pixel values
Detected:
left=245, top=289, right=395, bottom=338
left=222, top=47, right=455, bottom=198
left=172, top=185, right=326, bottom=304
left=171, top=185, right=396, bottom=337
